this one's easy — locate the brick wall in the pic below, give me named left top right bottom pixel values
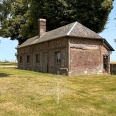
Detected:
left=18, top=38, right=68, bottom=75
left=69, top=49, right=102, bottom=75
left=69, top=38, right=110, bottom=76
left=18, top=37, right=111, bottom=76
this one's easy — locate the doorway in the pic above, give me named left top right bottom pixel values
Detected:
left=103, top=55, right=108, bottom=73
left=43, top=52, right=48, bottom=73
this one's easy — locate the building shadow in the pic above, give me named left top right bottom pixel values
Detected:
left=0, top=73, right=10, bottom=77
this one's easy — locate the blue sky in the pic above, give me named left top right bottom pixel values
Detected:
left=0, top=0, right=116, bottom=62
left=99, top=0, right=116, bottom=61
left=0, top=38, right=18, bottom=62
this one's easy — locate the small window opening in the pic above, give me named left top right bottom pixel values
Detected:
left=55, top=52, right=61, bottom=64
left=20, top=56, right=22, bottom=63
left=27, top=55, right=30, bottom=63
left=36, top=54, right=40, bottom=63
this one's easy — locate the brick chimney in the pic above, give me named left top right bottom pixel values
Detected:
left=38, top=19, right=46, bottom=37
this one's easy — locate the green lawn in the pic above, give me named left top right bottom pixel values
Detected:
left=0, top=68, right=116, bottom=116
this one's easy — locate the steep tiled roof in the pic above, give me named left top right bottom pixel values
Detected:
left=17, top=21, right=114, bottom=51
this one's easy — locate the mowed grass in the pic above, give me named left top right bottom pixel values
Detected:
left=0, top=68, right=116, bottom=116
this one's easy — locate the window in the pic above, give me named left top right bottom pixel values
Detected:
left=55, top=52, right=61, bottom=64
left=27, top=55, right=30, bottom=63
left=20, top=56, right=22, bottom=63
left=36, top=54, right=40, bottom=63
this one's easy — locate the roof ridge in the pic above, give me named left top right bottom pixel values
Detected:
left=42, top=21, right=76, bottom=35
left=67, top=22, right=77, bottom=35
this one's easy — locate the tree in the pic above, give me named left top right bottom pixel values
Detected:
left=0, top=0, right=114, bottom=44
left=29, top=0, right=114, bottom=33
left=0, top=0, right=11, bottom=25
left=0, top=0, right=32, bottom=44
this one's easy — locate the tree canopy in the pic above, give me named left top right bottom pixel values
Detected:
left=29, top=0, right=114, bottom=32
left=0, top=0, right=13, bottom=25
left=0, top=0, right=31, bottom=44
left=0, top=0, right=114, bottom=44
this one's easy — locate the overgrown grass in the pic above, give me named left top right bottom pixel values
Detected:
left=0, top=68, right=116, bottom=116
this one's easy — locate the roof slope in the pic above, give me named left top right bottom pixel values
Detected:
left=17, top=21, right=114, bottom=51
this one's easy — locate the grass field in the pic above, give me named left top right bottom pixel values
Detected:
left=0, top=68, right=116, bottom=116
left=0, top=62, right=17, bottom=66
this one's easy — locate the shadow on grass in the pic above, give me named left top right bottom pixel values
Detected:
left=0, top=73, right=11, bottom=77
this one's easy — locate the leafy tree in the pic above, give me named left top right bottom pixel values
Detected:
left=0, top=0, right=31, bottom=44
left=0, top=0, right=114, bottom=44
left=0, top=0, right=13, bottom=26
left=30, top=0, right=114, bottom=33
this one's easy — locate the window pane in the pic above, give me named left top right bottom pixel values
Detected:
left=58, top=53, right=60, bottom=59
left=55, top=52, right=60, bottom=64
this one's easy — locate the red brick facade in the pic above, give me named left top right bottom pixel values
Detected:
left=68, top=38, right=110, bottom=76
left=18, top=37, right=111, bottom=76
left=18, top=38, right=68, bottom=75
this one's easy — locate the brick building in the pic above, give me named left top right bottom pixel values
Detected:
left=17, top=19, right=114, bottom=76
